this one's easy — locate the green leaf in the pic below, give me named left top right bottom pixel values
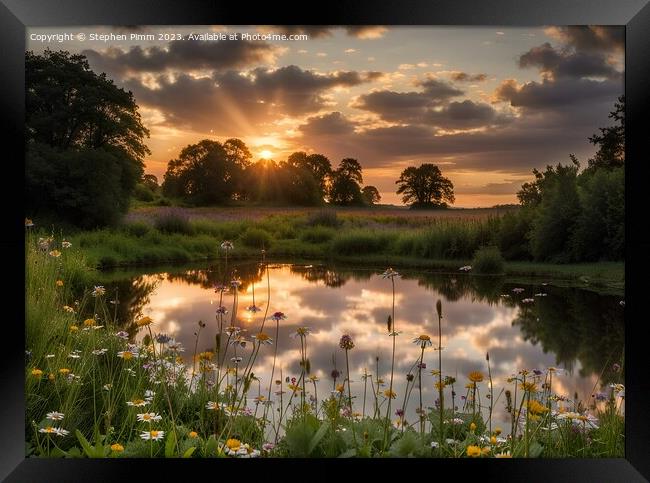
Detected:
left=165, top=430, right=177, bottom=458
left=338, top=448, right=357, bottom=458
left=308, top=421, right=330, bottom=455
left=182, top=447, right=196, bottom=458
left=76, top=430, right=100, bottom=458
left=529, top=441, right=543, bottom=458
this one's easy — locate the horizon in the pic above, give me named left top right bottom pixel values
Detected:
left=26, top=25, right=624, bottom=207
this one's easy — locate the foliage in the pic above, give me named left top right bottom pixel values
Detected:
left=25, top=50, right=149, bottom=227
left=471, top=246, right=505, bottom=274
left=361, top=186, right=381, bottom=205
left=153, top=210, right=194, bottom=235
left=396, top=164, right=455, bottom=208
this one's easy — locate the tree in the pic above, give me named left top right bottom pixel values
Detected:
left=25, top=49, right=150, bottom=227
left=361, top=186, right=381, bottom=205
left=286, top=151, right=332, bottom=198
left=587, top=95, right=624, bottom=171
left=142, top=174, right=159, bottom=192
left=395, top=164, right=455, bottom=208
left=162, top=139, right=247, bottom=204
left=328, top=158, right=364, bottom=205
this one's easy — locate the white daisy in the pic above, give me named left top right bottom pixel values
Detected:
left=46, top=411, right=64, bottom=421
left=136, top=412, right=162, bottom=423
left=140, top=430, right=165, bottom=441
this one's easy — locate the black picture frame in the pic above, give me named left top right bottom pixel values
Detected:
left=3, top=0, right=649, bottom=481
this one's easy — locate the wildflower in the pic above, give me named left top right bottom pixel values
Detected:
left=413, top=334, right=432, bottom=348
left=115, top=331, right=129, bottom=340
left=469, top=422, right=477, bottom=432
left=459, top=265, right=472, bottom=272
left=103, top=384, right=113, bottom=391
left=155, top=334, right=171, bottom=344
left=468, top=371, right=484, bottom=383
left=68, top=352, right=81, bottom=359
left=383, top=389, right=397, bottom=399
left=331, top=369, right=341, bottom=380
left=220, top=241, right=234, bottom=250
left=231, top=278, right=242, bottom=288
left=290, top=327, right=312, bottom=338
left=339, top=334, right=355, bottom=350
left=140, top=430, right=164, bottom=441
left=612, top=363, right=621, bottom=373
left=109, top=443, right=124, bottom=453
left=246, top=304, right=261, bottom=313
left=466, top=445, right=482, bottom=457
left=522, top=298, right=535, bottom=304
left=527, top=399, right=548, bottom=416
left=520, top=381, right=538, bottom=392
left=63, top=305, right=75, bottom=313
left=495, top=452, right=512, bottom=458
left=381, top=268, right=400, bottom=279
left=205, top=401, right=220, bottom=411
left=252, top=332, right=273, bottom=345
left=49, top=250, right=62, bottom=258
left=619, top=300, right=625, bottom=307
left=92, top=286, right=106, bottom=297
left=136, top=413, right=162, bottom=423
left=31, top=368, right=43, bottom=378
left=231, top=357, right=243, bottom=364
left=189, top=431, right=198, bottom=439
left=335, top=383, right=345, bottom=393
left=431, top=441, right=439, bottom=448
left=144, top=390, right=155, bottom=399
left=61, top=240, right=72, bottom=249
left=25, top=218, right=34, bottom=227
left=167, top=340, right=184, bottom=352
left=56, top=280, right=64, bottom=287
left=136, top=316, right=153, bottom=327
left=126, top=399, right=148, bottom=407
left=417, top=362, right=427, bottom=369
left=490, top=436, right=497, bottom=445
left=92, top=348, right=108, bottom=356
left=270, top=312, right=287, bottom=321
left=434, top=381, right=446, bottom=390
left=117, top=351, right=136, bottom=360
left=288, top=384, right=302, bottom=392
left=534, top=292, right=547, bottom=297
left=512, top=288, right=524, bottom=293
left=48, top=373, right=55, bottom=381
left=40, top=426, right=69, bottom=437
left=46, top=411, right=64, bottom=421
left=230, top=336, right=247, bottom=348
left=395, top=409, right=404, bottom=417
left=308, top=374, right=319, bottom=382
left=216, top=306, right=228, bottom=315
left=58, top=368, right=70, bottom=375
left=262, top=443, right=275, bottom=452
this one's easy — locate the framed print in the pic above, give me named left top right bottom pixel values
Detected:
left=2, top=0, right=649, bottom=481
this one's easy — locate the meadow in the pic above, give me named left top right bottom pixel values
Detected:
left=25, top=230, right=625, bottom=458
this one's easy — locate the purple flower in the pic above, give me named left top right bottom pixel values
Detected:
left=395, top=409, right=404, bottom=417
left=216, top=306, right=228, bottom=315
left=533, top=369, right=543, bottom=376
left=331, top=369, right=341, bottom=380
left=155, top=333, right=171, bottom=344
left=612, top=363, right=621, bottom=373
left=339, top=334, right=355, bottom=350
left=594, top=392, right=608, bottom=402
left=115, top=331, right=129, bottom=340
left=270, top=312, right=287, bottom=321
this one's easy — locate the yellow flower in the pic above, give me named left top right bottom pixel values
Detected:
left=83, top=319, right=95, bottom=327
left=189, top=431, right=198, bottom=439
left=495, top=452, right=512, bottom=458
left=226, top=438, right=241, bottom=450
left=69, top=325, right=79, bottom=332
left=494, top=427, right=502, bottom=435
left=110, top=443, right=124, bottom=452
left=58, top=368, right=70, bottom=375
left=466, top=445, right=482, bottom=457
left=49, top=250, right=61, bottom=257
left=520, top=381, right=538, bottom=392
left=56, top=280, right=64, bottom=287
left=465, top=382, right=476, bottom=389
left=197, top=351, right=214, bottom=361
left=136, top=316, right=153, bottom=327
left=481, top=446, right=491, bottom=455
left=48, top=373, right=55, bottom=381
left=288, top=384, right=302, bottom=392
left=175, top=356, right=183, bottom=364
left=31, top=368, right=43, bottom=377
left=434, top=381, right=446, bottom=390
left=468, top=371, right=484, bottom=383
left=527, top=399, right=548, bottom=415
left=383, top=389, right=397, bottom=399
left=490, top=436, right=497, bottom=445
left=335, top=384, right=345, bottom=393
left=63, top=305, right=75, bottom=313
left=470, top=422, right=477, bottom=432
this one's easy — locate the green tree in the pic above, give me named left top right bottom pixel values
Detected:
left=25, top=49, right=150, bottom=227
left=287, top=152, right=332, bottom=198
left=162, top=139, right=249, bottom=204
left=142, top=174, right=159, bottom=192
left=328, top=158, right=364, bottom=205
left=395, top=164, right=455, bottom=208
left=361, top=185, right=381, bottom=205
left=587, top=95, right=624, bottom=171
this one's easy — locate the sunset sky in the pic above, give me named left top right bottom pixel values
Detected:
left=27, top=25, right=624, bottom=206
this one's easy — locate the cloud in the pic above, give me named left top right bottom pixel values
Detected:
left=423, top=100, right=511, bottom=129
left=345, top=26, right=388, bottom=39
left=449, top=71, right=488, bottom=82
left=82, top=39, right=280, bottom=77
left=494, top=77, right=622, bottom=109
left=124, top=65, right=380, bottom=132
left=299, top=112, right=358, bottom=136
left=544, top=26, right=624, bottom=53
left=518, top=42, right=621, bottom=80
left=261, top=25, right=387, bottom=39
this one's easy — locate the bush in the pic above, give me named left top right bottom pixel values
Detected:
left=299, top=226, right=336, bottom=244
left=471, top=246, right=505, bottom=274
left=240, top=227, right=272, bottom=249
left=122, top=221, right=152, bottom=237
left=306, top=209, right=342, bottom=227
left=133, top=183, right=155, bottom=202
left=153, top=210, right=194, bottom=235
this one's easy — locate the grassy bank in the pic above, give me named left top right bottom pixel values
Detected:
left=25, top=234, right=625, bottom=459
left=63, top=210, right=624, bottom=293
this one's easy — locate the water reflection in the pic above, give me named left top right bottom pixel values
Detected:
left=102, top=262, right=624, bottom=429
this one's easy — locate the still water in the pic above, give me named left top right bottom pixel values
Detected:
left=103, top=261, right=624, bottom=431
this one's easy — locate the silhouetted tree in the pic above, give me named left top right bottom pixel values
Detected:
left=395, top=164, right=455, bottom=208
left=25, top=49, right=150, bottom=227
left=361, top=185, right=381, bottom=205
left=328, top=158, right=364, bottom=205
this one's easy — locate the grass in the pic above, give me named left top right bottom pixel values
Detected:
left=59, top=211, right=624, bottom=293
left=25, top=233, right=625, bottom=458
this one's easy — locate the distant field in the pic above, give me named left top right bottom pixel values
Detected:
left=127, top=205, right=519, bottom=224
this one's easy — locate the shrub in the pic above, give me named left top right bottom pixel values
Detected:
left=240, top=227, right=272, bottom=249
left=153, top=210, right=194, bottom=235
left=122, top=221, right=152, bottom=237
left=299, top=226, right=336, bottom=244
left=471, top=246, right=505, bottom=274
left=133, top=183, right=155, bottom=202
left=306, top=209, right=342, bottom=228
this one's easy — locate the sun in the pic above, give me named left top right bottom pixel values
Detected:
left=259, top=150, right=273, bottom=159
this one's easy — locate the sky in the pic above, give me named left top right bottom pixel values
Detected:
left=26, top=25, right=624, bottom=207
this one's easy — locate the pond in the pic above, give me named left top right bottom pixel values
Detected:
left=100, top=261, right=625, bottom=434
